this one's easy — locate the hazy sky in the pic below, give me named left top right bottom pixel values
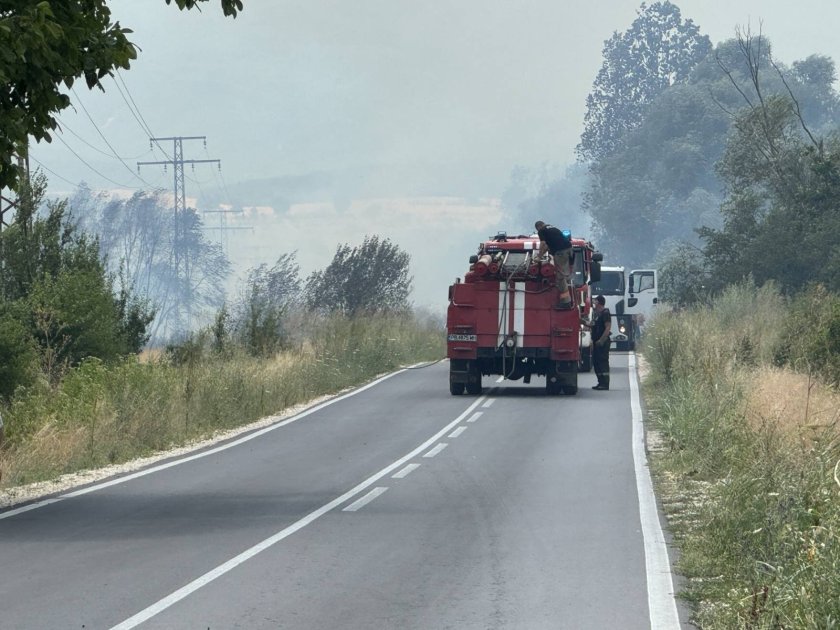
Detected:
left=23, top=0, right=840, bottom=311
left=30, top=0, right=840, bottom=197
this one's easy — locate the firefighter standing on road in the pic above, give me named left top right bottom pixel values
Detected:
left=589, top=294, right=611, bottom=390
left=535, top=220, right=572, bottom=308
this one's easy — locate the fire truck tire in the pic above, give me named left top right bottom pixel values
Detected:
left=545, top=371, right=562, bottom=395
left=562, top=384, right=578, bottom=395
left=466, top=381, right=482, bottom=395
left=450, top=381, right=465, bottom=395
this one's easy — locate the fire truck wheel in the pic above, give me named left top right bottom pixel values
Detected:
left=466, top=382, right=482, bottom=395
left=450, top=381, right=466, bottom=395
left=562, top=385, right=578, bottom=395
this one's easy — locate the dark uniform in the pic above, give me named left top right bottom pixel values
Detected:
left=536, top=224, right=573, bottom=304
left=536, top=224, right=571, bottom=254
left=592, top=306, right=611, bottom=390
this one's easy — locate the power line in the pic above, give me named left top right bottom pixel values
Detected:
left=28, top=157, right=83, bottom=188
left=204, top=145, right=235, bottom=207
left=70, top=86, right=156, bottom=188
left=113, top=71, right=173, bottom=161
left=56, top=117, right=152, bottom=161
left=55, top=133, right=140, bottom=190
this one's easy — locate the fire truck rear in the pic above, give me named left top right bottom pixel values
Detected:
left=446, top=232, right=602, bottom=395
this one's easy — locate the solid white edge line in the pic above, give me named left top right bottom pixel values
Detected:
left=392, top=463, right=420, bottom=479
left=448, top=426, right=468, bottom=438
left=342, top=487, right=388, bottom=512
left=109, top=395, right=487, bottom=630
left=629, top=352, right=681, bottom=629
left=422, top=443, right=448, bottom=458
left=1, top=369, right=409, bottom=521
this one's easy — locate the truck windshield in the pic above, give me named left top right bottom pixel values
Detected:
left=590, top=271, right=624, bottom=296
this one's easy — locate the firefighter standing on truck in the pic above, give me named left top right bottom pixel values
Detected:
left=535, top=220, right=572, bottom=308
left=589, top=294, right=611, bottom=390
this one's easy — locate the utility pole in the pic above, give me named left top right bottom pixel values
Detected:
left=1, top=151, right=29, bottom=300
left=138, top=136, right=220, bottom=332
left=202, top=209, right=252, bottom=254
left=1, top=152, right=29, bottom=232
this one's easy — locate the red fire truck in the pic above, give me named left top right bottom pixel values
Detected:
left=447, top=231, right=603, bottom=395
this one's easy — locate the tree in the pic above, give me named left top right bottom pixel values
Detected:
left=583, top=82, right=729, bottom=266
left=305, top=236, right=412, bottom=315
left=65, top=187, right=231, bottom=342
left=0, top=0, right=243, bottom=192
left=234, top=252, right=302, bottom=356
left=577, top=1, right=712, bottom=162
left=699, top=31, right=840, bottom=294
left=581, top=29, right=840, bottom=268
left=0, top=172, right=155, bottom=377
left=0, top=305, right=38, bottom=400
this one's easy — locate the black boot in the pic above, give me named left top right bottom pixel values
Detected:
left=593, top=374, right=609, bottom=390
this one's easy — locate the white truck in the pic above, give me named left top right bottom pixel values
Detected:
left=590, top=266, right=658, bottom=350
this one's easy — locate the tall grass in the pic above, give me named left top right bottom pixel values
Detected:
left=642, top=282, right=840, bottom=628
left=0, top=312, right=444, bottom=488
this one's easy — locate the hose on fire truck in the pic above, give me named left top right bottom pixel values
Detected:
left=497, top=255, right=531, bottom=380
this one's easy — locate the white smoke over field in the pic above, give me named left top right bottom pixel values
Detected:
left=221, top=196, right=508, bottom=314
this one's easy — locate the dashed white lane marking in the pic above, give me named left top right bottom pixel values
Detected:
left=629, top=353, right=681, bottom=629
left=392, top=463, right=420, bottom=479
left=448, top=426, right=468, bottom=438
left=342, top=487, right=388, bottom=512
left=423, top=443, right=448, bottom=458
left=482, top=399, right=495, bottom=408
left=108, top=395, right=487, bottom=630
left=1, top=370, right=410, bottom=521
left=466, top=412, right=482, bottom=423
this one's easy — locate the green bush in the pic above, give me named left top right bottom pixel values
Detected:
left=774, top=284, right=840, bottom=387
left=0, top=309, right=38, bottom=400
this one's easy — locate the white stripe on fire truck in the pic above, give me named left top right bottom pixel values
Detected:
left=513, top=282, right=525, bottom=348
left=498, top=281, right=507, bottom=347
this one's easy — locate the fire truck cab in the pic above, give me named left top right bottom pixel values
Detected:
left=446, top=232, right=602, bottom=396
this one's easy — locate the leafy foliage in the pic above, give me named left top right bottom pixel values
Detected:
left=577, top=1, right=711, bottom=162
left=582, top=27, right=840, bottom=272
left=0, top=305, right=38, bottom=400
left=305, top=236, right=412, bottom=315
left=233, top=252, right=302, bottom=356
left=698, top=35, right=840, bottom=295
left=654, top=241, right=712, bottom=307
left=67, top=188, right=230, bottom=341
left=0, top=173, right=154, bottom=384
left=584, top=82, right=728, bottom=266
left=773, top=285, right=840, bottom=386
left=0, top=0, right=242, bottom=192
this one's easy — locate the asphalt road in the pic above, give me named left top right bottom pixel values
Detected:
left=0, top=354, right=687, bottom=629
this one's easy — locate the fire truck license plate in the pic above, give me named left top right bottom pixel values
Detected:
left=448, top=334, right=477, bottom=342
